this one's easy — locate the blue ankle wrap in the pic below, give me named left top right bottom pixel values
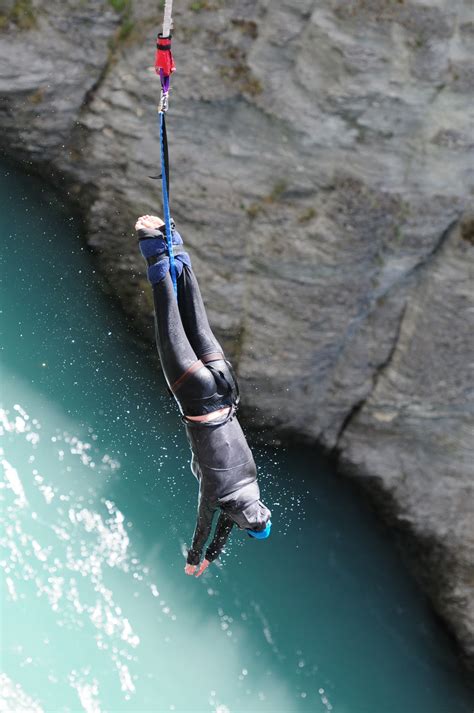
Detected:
left=138, top=227, right=190, bottom=285
left=148, top=259, right=171, bottom=284
left=140, top=237, right=167, bottom=259
left=171, top=230, right=184, bottom=246
left=147, top=250, right=192, bottom=285
left=138, top=228, right=183, bottom=252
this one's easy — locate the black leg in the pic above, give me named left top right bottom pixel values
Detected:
left=152, top=272, right=199, bottom=388
left=152, top=271, right=218, bottom=414
left=177, top=264, right=224, bottom=359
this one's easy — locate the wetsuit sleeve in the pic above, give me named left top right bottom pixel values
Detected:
left=205, top=511, right=234, bottom=562
left=187, top=494, right=216, bottom=565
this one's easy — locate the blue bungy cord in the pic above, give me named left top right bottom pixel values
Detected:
left=159, top=111, right=178, bottom=296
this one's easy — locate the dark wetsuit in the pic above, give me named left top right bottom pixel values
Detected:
left=139, top=227, right=271, bottom=565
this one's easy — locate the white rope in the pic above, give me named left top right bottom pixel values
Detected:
left=162, top=0, right=173, bottom=37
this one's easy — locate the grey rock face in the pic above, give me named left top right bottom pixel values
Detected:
left=0, top=0, right=473, bottom=665
left=339, top=216, right=474, bottom=665
left=0, top=1, right=119, bottom=161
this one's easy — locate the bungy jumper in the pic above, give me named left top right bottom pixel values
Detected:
left=136, top=0, right=272, bottom=576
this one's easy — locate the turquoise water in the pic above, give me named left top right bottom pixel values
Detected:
left=1, top=164, right=473, bottom=713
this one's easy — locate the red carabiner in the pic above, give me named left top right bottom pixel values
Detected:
left=155, top=33, right=176, bottom=77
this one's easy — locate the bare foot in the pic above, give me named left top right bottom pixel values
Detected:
left=135, top=214, right=165, bottom=232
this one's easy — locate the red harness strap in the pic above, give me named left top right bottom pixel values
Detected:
left=155, top=34, right=176, bottom=77
left=201, top=352, right=224, bottom=364
left=170, top=359, right=204, bottom=394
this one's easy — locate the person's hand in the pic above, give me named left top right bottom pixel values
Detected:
left=184, top=559, right=211, bottom=577
left=195, top=559, right=211, bottom=577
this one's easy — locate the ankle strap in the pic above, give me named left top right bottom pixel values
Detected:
left=146, top=247, right=186, bottom=267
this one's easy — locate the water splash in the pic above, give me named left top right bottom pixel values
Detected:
left=0, top=403, right=162, bottom=709
left=0, top=674, right=43, bottom=712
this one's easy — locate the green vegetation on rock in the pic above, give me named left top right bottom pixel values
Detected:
left=0, top=0, right=36, bottom=31
left=107, top=0, right=136, bottom=48
left=107, top=0, right=129, bottom=12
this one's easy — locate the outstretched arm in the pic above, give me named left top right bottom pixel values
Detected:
left=186, top=493, right=216, bottom=566
left=205, top=511, right=234, bottom=563
left=191, top=512, right=234, bottom=578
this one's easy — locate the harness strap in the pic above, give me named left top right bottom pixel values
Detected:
left=200, top=353, right=241, bottom=408
left=201, top=351, right=225, bottom=363
left=181, top=405, right=235, bottom=429
left=170, top=359, right=204, bottom=394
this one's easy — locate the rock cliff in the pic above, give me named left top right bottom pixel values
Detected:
left=1, top=0, right=473, bottom=666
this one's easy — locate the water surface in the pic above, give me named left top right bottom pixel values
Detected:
left=1, top=165, right=473, bottom=712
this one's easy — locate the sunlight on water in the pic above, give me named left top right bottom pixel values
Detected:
left=1, top=393, right=145, bottom=708
left=0, top=673, right=43, bottom=712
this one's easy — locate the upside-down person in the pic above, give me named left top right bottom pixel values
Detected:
left=136, top=215, right=272, bottom=577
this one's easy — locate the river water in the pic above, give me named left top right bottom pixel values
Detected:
left=1, top=164, right=473, bottom=713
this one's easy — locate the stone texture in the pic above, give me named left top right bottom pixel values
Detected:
left=0, top=0, right=473, bottom=666
left=0, top=1, right=119, bottom=160
left=339, top=216, right=474, bottom=665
